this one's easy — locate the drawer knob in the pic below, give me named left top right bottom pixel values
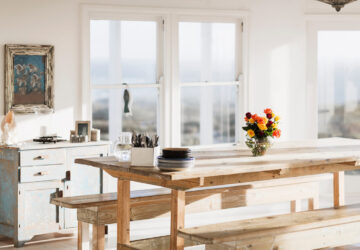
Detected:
left=34, top=156, right=45, bottom=160
left=35, top=171, right=48, bottom=176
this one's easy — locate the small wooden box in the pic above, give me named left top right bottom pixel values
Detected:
left=131, top=147, right=160, bottom=167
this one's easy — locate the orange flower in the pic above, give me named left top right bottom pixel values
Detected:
left=256, top=117, right=266, bottom=124
left=244, top=117, right=249, bottom=122
left=252, top=114, right=259, bottom=120
left=257, top=123, right=267, bottom=131
left=247, top=129, right=255, bottom=138
left=264, top=108, right=272, bottom=114
left=273, top=129, right=281, bottom=138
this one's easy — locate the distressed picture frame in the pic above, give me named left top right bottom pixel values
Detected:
left=75, top=121, right=91, bottom=138
left=4, top=44, right=54, bottom=113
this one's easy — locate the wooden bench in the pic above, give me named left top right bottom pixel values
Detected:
left=51, top=175, right=328, bottom=250
left=52, top=178, right=324, bottom=250
left=178, top=204, right=360, bottom=250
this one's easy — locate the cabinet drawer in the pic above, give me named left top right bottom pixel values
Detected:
left=20, top=165, right=65, bottom=183
left=20, top=149, right=66, bottom=166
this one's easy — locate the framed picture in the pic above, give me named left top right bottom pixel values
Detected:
left=75, top=121, right=91, bottom=138
left=4, top=44, right=54, bottom=113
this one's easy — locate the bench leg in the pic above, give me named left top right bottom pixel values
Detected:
left=170, top=190, right=185, bottom=250
left=78, top=221, right=90, bottom=250
left=290, top=200, right=301, bottom=212
left=92, top=224, right=105, bottom=250
left=333, top=171, right=345, bottom=208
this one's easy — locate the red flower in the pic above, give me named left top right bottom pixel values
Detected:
left=258, top=131, right=265, bottom=137
left=266, top=113, right=272, bottom=119
left=246, top=112, right=252, bottom=119
left=264, top=108, right=272, bottom=114
left=273, top=129, right=281, bottom=138
left=267, top=121, right=273, bottom=127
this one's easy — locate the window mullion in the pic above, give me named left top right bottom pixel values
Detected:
left=170, top=14, right=182, bottom=147
left=108, top=21, right=123, bottom=144
left=235, top=19, right=244, bottom=144
left=199, top=23, right=213, bottom=145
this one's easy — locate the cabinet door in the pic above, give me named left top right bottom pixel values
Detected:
left=18, top=181, right=64, bottom=241
left=64, top=145, right=109, bottom=229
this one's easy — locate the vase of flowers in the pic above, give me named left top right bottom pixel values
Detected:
left=242, top=108, right=281, bottom=156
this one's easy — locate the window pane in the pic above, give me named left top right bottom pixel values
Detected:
left=318, top=31, right=360, bottom=139
left=181, top=85, right=236, bottom=146
left=90, top=20, right=110, bottom=85
left=90, top=20, right=157, bottom=85
left=179, top=22, right=236, bottom=82
left=92, top=88, right=158, bottom=143
left=121, top=21, right=157, bottom=84
left=92, top=89, right=110, bottom=140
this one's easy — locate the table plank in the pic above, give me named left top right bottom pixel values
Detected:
left=75, top=138, right=360, bottom=182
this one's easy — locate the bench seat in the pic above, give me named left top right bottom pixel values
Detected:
left=179, top=204, right=360, bottom=250
left=50, top=175, right=329, bottom=250
left=52, top=174, right=330, bottom=210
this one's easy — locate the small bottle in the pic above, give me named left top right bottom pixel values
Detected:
left=114, top=132, right=132, bottom=162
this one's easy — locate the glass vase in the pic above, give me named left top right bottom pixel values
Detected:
left=245, top=137, right=272, bottom=157
left=114, top=132, right=132, bottom=162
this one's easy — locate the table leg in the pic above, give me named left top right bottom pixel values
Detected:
left=170, top=190, right=185, bottom=250
left=78, top=221, right=90, bottom=250
left=92, top=224, right=105, bottom=250
left=117, top=179, right=130, bottom=249
left=333, top=171, right=345, bottom=208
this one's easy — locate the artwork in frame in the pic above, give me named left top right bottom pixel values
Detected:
left=4, top=44, right=54, bottom=113
left=75, top=121, right=91, bottom=138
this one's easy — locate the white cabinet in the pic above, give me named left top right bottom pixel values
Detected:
left=64, top=146, right=107, bottom=229
left=0, top=141, right=110, bottom=247
left=18, top=181, right=64, bottom=241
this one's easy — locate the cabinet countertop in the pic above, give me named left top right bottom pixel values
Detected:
left=0, top=140, right=111, bottom=151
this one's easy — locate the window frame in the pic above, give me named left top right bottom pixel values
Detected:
left=174, top=16, right=243, bottom=146
left=89, top=17, right=164, bottom=142
left=81, top=5, right=249, bottom=148
left=306, top=15, right=360, bottom=139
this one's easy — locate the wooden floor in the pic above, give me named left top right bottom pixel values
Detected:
left=0, top=233, right=359, bottom=250
left=2, top=174, right=360, bottom=249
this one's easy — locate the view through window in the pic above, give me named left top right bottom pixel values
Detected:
left=180, top=22, right=238, bottom=145
left=90, top=17, right=242, bottom=146
left=91, top=20, right=159, bottom=142
left=318, top=31, right=360, bottom=139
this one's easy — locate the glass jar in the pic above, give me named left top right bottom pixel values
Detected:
left=114, top=132, right=132, bottom=161
left=245, top=137, right=273, bottom=157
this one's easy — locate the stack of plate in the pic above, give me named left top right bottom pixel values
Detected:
left=157, top=148, right=195, bottom=171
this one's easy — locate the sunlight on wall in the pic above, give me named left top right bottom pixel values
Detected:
left=5, top=107, right=75, bottom=141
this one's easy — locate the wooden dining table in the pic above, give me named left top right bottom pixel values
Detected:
left=75, top=137, right=360, bottom=250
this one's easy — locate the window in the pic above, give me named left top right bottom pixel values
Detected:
left=318, top=31, right=360, bottom=139
left=87, top=9, right=245, bottom=147
left=179, top=21, right=239, bottom=146
left=90, top=19, right=161, bottom=142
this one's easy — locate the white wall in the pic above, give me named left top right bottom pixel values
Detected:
left=0, top=0, right=357, bottom=141
left=0, top=0, right=80, bottom=140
